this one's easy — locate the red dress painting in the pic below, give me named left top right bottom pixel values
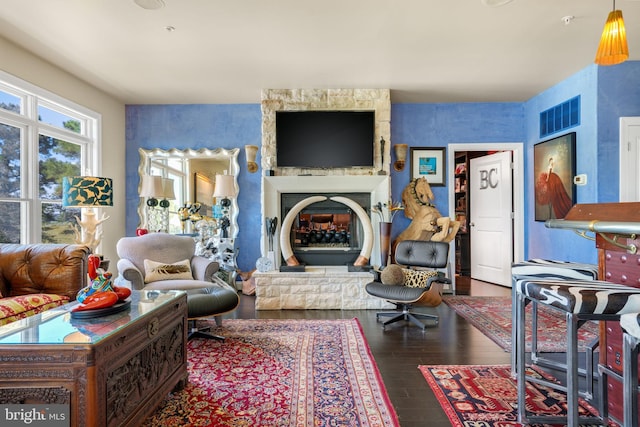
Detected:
left=535, top=159, right=572, bottom=219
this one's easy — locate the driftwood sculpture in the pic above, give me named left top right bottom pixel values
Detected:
left=394, top=177, right=460, bottom=253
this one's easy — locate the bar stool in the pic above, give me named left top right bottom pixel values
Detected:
left=515, top=278, right=640, bottom=426
left=510, top=260, right=599, bottom=376
left=621, top=312, right=640, bottom=427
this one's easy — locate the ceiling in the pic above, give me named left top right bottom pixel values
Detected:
left=1, top=0, right=639, bottom=104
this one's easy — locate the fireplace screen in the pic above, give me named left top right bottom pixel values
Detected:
left=294, top=213, right=352, bottom=248
left=281, top=193, right=370, bottom=266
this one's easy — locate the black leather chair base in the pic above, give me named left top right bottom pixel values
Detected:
left=376, top=304, right=438, bottom=330
left=186, top=287, right=239, bottom=340
left=188, top=319, right=225, bottom=341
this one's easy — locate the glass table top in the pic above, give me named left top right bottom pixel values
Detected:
left=0, top=290, right=186, bottom=345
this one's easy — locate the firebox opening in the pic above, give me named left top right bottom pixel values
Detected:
left=281, top=193, right=371, bottom=266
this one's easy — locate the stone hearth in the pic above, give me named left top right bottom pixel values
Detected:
left=254, top=266, right=394, bottom=310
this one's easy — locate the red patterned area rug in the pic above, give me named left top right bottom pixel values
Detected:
left=143, top=319, right=400, bottom=427
left=419, top=364, right=607, bottom=427
left=443, top=296, right=599, bottom=353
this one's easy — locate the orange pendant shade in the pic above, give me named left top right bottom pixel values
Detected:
left=595, top=9, right=628, bottom=66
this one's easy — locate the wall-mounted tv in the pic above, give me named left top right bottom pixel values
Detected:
left=276, top=110, right=375, bottom=168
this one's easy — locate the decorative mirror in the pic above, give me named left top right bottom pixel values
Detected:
left=137, top=147, right=240, bottom=238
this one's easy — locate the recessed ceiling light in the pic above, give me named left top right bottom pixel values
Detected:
left=134, top=0, right=165, bottom=10
left=481, top=0, right=514, bottom=6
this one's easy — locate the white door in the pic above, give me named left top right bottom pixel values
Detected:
left=469, top=151, right=513, bottom=287
left=620, top=117, right=640, bottom=201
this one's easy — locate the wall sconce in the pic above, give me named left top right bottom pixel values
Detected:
left=62, top=176, right=113, bottom=254
left=393, top=144, right=408, bottom=171
left=595, top=0, right=628, bottom=66
left=245, top=145, right=259, bottom=173
left=213, top=174, right=237, bottom=238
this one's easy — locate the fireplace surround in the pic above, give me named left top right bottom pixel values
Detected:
left=255, top=88, right=392, bottom=309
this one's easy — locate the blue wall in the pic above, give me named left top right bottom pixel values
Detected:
left=523, top=66, right=599, bottom=263
left=125, top=61, right=640, bottom=272
left=125, top=104, right=263, bottom=272
left=597, top=62, right=640, bottom=202
left=389, top=103, right=524, bottom=241
left=523, top=62, right=640, bottom=264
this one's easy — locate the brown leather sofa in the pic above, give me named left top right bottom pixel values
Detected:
left=0, top=243, right=90, bottom=325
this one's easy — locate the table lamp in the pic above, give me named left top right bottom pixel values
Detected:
left=140, top=175, right=164, bottom=232
left=159, top=178, right=176, bottom=232
left=213, top=174, right=236, bottom=238
left=62, top=176, right=113, bottom=254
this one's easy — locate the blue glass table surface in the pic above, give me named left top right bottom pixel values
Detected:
left=0, top=290, right=186, bottom=345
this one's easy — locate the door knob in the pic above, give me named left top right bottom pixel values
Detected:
left=470, top=222, right=475, bottom=227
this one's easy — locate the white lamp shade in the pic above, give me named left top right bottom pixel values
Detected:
left=161, top=178, right=176, bottom=200
left=213, top=175, right=236, bottom=198
left=140, top=175, right=164, bottom=198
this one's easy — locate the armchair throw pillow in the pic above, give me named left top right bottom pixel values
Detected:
left=144, top=259, right=193, bottom=283
left=402, top=269, right=439, bottom=288
left=380, top=264, right=405, bottom=285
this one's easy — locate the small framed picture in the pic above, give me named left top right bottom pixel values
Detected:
left=410, top=147, right=446, bottom=186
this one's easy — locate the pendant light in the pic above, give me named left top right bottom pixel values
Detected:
left=595, top=0, right=629, bottom=66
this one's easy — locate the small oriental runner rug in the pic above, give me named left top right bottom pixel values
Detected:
left=419, top=364, right=609, bottom=427
left=443, top=296, right=599, bottom=352
left=143, top=318, right=399, bottom=427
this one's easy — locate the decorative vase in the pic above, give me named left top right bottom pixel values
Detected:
left=379, top=222, right=392, bottom=268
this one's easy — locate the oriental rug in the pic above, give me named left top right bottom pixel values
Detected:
left=419, top=364, right=607, bottom=427
left=143, top=318, right=399, bottom=427
left=443, top=296, right=599, bottom=353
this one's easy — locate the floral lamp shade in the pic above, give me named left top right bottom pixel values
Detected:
left=61, top=176, right=113, bottom=254
left=62, top=176, right=113, bottom=207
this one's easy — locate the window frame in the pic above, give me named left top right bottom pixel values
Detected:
left=0, top=70, right=102, bottom=245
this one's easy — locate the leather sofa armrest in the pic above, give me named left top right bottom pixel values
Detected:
left=0, top=243, right=90, bottom=301
left=117, top=258, right=145, bottom=290
left=191, top=256, right=219, bottom=281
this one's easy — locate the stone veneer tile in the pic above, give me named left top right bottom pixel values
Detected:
left=254, top=269, right=394, bottom=310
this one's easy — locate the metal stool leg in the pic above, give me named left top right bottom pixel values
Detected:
left=516, top=291, right=527, bottom=423
left=566, top=312, right=579, bottom=426
left=517, top=293, right=602, bottom=426
left=623, top=332, right=640, bottom=427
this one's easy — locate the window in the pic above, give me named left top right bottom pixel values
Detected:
left=0, top=71, right=100, bottom=245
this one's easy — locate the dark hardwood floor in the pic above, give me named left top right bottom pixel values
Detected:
left=222, top=279, right=512, bottom=427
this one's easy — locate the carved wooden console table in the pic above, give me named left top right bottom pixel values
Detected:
left=0, top=290, right=188, bottom=427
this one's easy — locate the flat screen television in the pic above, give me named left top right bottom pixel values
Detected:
left=276, top=110, right=375, bottom=168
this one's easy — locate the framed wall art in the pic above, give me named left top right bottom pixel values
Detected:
left=533, top=132, right=576, bottom=221
left=410, top=147, right=446, bottom=186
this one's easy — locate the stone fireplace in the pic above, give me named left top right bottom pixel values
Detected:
left=254, top=88, right=393, bottom=310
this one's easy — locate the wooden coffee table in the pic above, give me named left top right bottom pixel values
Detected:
left=0, top=290, right=188, bottom=427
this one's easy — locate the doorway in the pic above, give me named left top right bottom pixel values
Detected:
left=447, top=143, right=524, bottom=292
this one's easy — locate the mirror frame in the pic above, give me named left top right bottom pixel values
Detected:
left=138, top=147, right=240, bottom=238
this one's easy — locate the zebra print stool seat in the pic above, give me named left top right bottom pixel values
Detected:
left=621, top=312, right=640, bottom=427
left=510, top=260, right=598, bottom=376
left=515, top=278, right=640, bottom=426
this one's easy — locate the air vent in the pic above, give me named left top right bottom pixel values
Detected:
left=540, top=96, right=580, bottom=138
